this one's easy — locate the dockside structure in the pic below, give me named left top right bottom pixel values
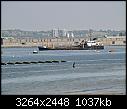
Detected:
left=1, top=36, right=126, bottom=48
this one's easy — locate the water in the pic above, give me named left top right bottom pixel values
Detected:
left=1, top=46, right=126, bottom=95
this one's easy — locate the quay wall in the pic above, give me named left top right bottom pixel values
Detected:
left=1, top=36, right=126, bottom=48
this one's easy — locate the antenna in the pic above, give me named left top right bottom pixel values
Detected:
left=89, top=29, right=93, bottom=41
left=58, top=28, right=59, bottom=37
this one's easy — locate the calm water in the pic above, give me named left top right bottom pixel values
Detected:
left=1, top=46, right=126, bottom=95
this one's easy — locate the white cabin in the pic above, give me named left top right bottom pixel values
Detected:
left=87, top=41, right=96, bottom=46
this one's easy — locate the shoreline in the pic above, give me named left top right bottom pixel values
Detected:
left=1, top=45, right=126, bottom=48
left=1, top=46, right=38, bottom=48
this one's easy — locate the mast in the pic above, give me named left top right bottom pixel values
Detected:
left=89, top=29, right=93, bottom=41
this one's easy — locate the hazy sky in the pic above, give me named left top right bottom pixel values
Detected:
left=1, top=1, right=126, bottom=31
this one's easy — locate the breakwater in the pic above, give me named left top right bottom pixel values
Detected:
left=1, top=60, right=66, bottom=65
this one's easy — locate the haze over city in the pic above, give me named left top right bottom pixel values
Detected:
left=2, top=1, right=126, bottom=31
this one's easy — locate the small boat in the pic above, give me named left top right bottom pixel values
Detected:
left=33, top=50, right=38, bottom=54
left=108, top=49, right=115, bottom=52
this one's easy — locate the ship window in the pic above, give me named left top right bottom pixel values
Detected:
left=74, top=42, right=79, bottom=45
left=9, top=39, right=12, bottom=42
left=1, top=38, right=3, bottom=45
left=112, top=41, right=115, bottom=44
left=21, top=42, right=26, bottom=45
left=123, top=41, right=126, bottom=44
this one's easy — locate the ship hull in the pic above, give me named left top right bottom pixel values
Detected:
left=38, top=46, right=104, bottom=51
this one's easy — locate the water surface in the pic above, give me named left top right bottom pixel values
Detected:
left=1, top=46, right=126, bottom=95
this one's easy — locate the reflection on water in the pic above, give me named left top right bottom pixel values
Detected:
left=1, top=46, right=126, bottom=95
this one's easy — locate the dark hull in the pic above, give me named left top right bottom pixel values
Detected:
left=38, top=46, right=51, bottom=50
left=38, top=46, right=104, bottom=51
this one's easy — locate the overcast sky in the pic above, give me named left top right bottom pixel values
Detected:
left=1, top=1, right=126, bottom=31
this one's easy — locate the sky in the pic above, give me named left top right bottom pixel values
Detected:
left=1, top=1, right=126, bottom=31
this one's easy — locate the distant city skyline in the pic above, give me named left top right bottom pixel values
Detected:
left=1, top=1, right=126, bottom=31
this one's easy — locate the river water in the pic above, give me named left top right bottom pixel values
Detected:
left=1, top=46, right=126, bottom=95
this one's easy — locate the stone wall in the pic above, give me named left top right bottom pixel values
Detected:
left=1, top=36, right=126, bottom=47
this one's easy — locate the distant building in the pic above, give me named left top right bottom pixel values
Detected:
left=71, top=32, right=74, bottom=37
left=52, top=29, right=70, bottom=37
left=67, top=33, right=70, bottom=38
left=63, top=29, right=67, bottom=37
left=52, top=29, right=59, bottom=37
left=57, top=29, right=67, bottom=37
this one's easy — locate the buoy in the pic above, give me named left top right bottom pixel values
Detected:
left=1, top=63, right=6, bottom=65
left=30, top=61, right=38, bottom=64
left=52, top=60, right=59, bottom=63
left=7, top=62, right=15, bottom=65
left=45, top=61, right=52, bottom=63
left=15, top=62, right=23, bottom=64
left=38, top=61, right=45, bottom=63
left=23, top=62, right=31, bottom=64
left=61, top=60, right=66, bottom=62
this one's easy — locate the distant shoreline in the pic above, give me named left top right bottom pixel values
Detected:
left=1, top=45, right=126, bottom=48
left=1, top=46, right=38, bottom=48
